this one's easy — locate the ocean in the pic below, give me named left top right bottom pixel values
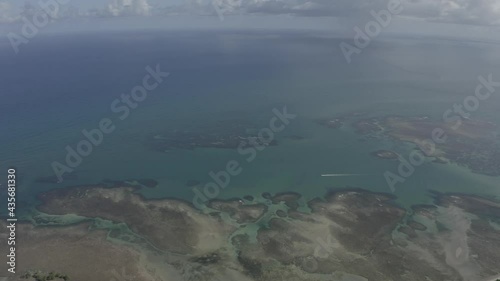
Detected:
left=1, top=30, right=499, bottom=213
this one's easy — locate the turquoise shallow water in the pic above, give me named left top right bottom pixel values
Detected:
left=1, top=30, right=499, bottom=213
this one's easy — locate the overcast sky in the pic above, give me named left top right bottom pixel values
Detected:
left=0, top=0, right=499, bottom=40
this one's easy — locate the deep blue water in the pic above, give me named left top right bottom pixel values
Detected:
left=1, top=30, right=499, bottom=213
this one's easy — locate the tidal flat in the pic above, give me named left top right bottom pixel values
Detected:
left=2, top=184, right=499, bottom=281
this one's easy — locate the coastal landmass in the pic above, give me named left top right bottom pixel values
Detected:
left=2, top=184, right=498, bottom=281
left=317, top=113, right=500, bottom=176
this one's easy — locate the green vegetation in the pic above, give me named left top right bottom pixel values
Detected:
left=21, top=271, right=69, bottom=281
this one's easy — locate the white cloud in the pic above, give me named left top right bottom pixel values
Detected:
left=435, top=0, right=500, bottom=25
left=107, top=0, right=151, bottom=16
left=206, top=0, right=500, bottom=26
left=0, top=0, right=498, bottom=26
left=0, top=1, right=19, bottom=23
